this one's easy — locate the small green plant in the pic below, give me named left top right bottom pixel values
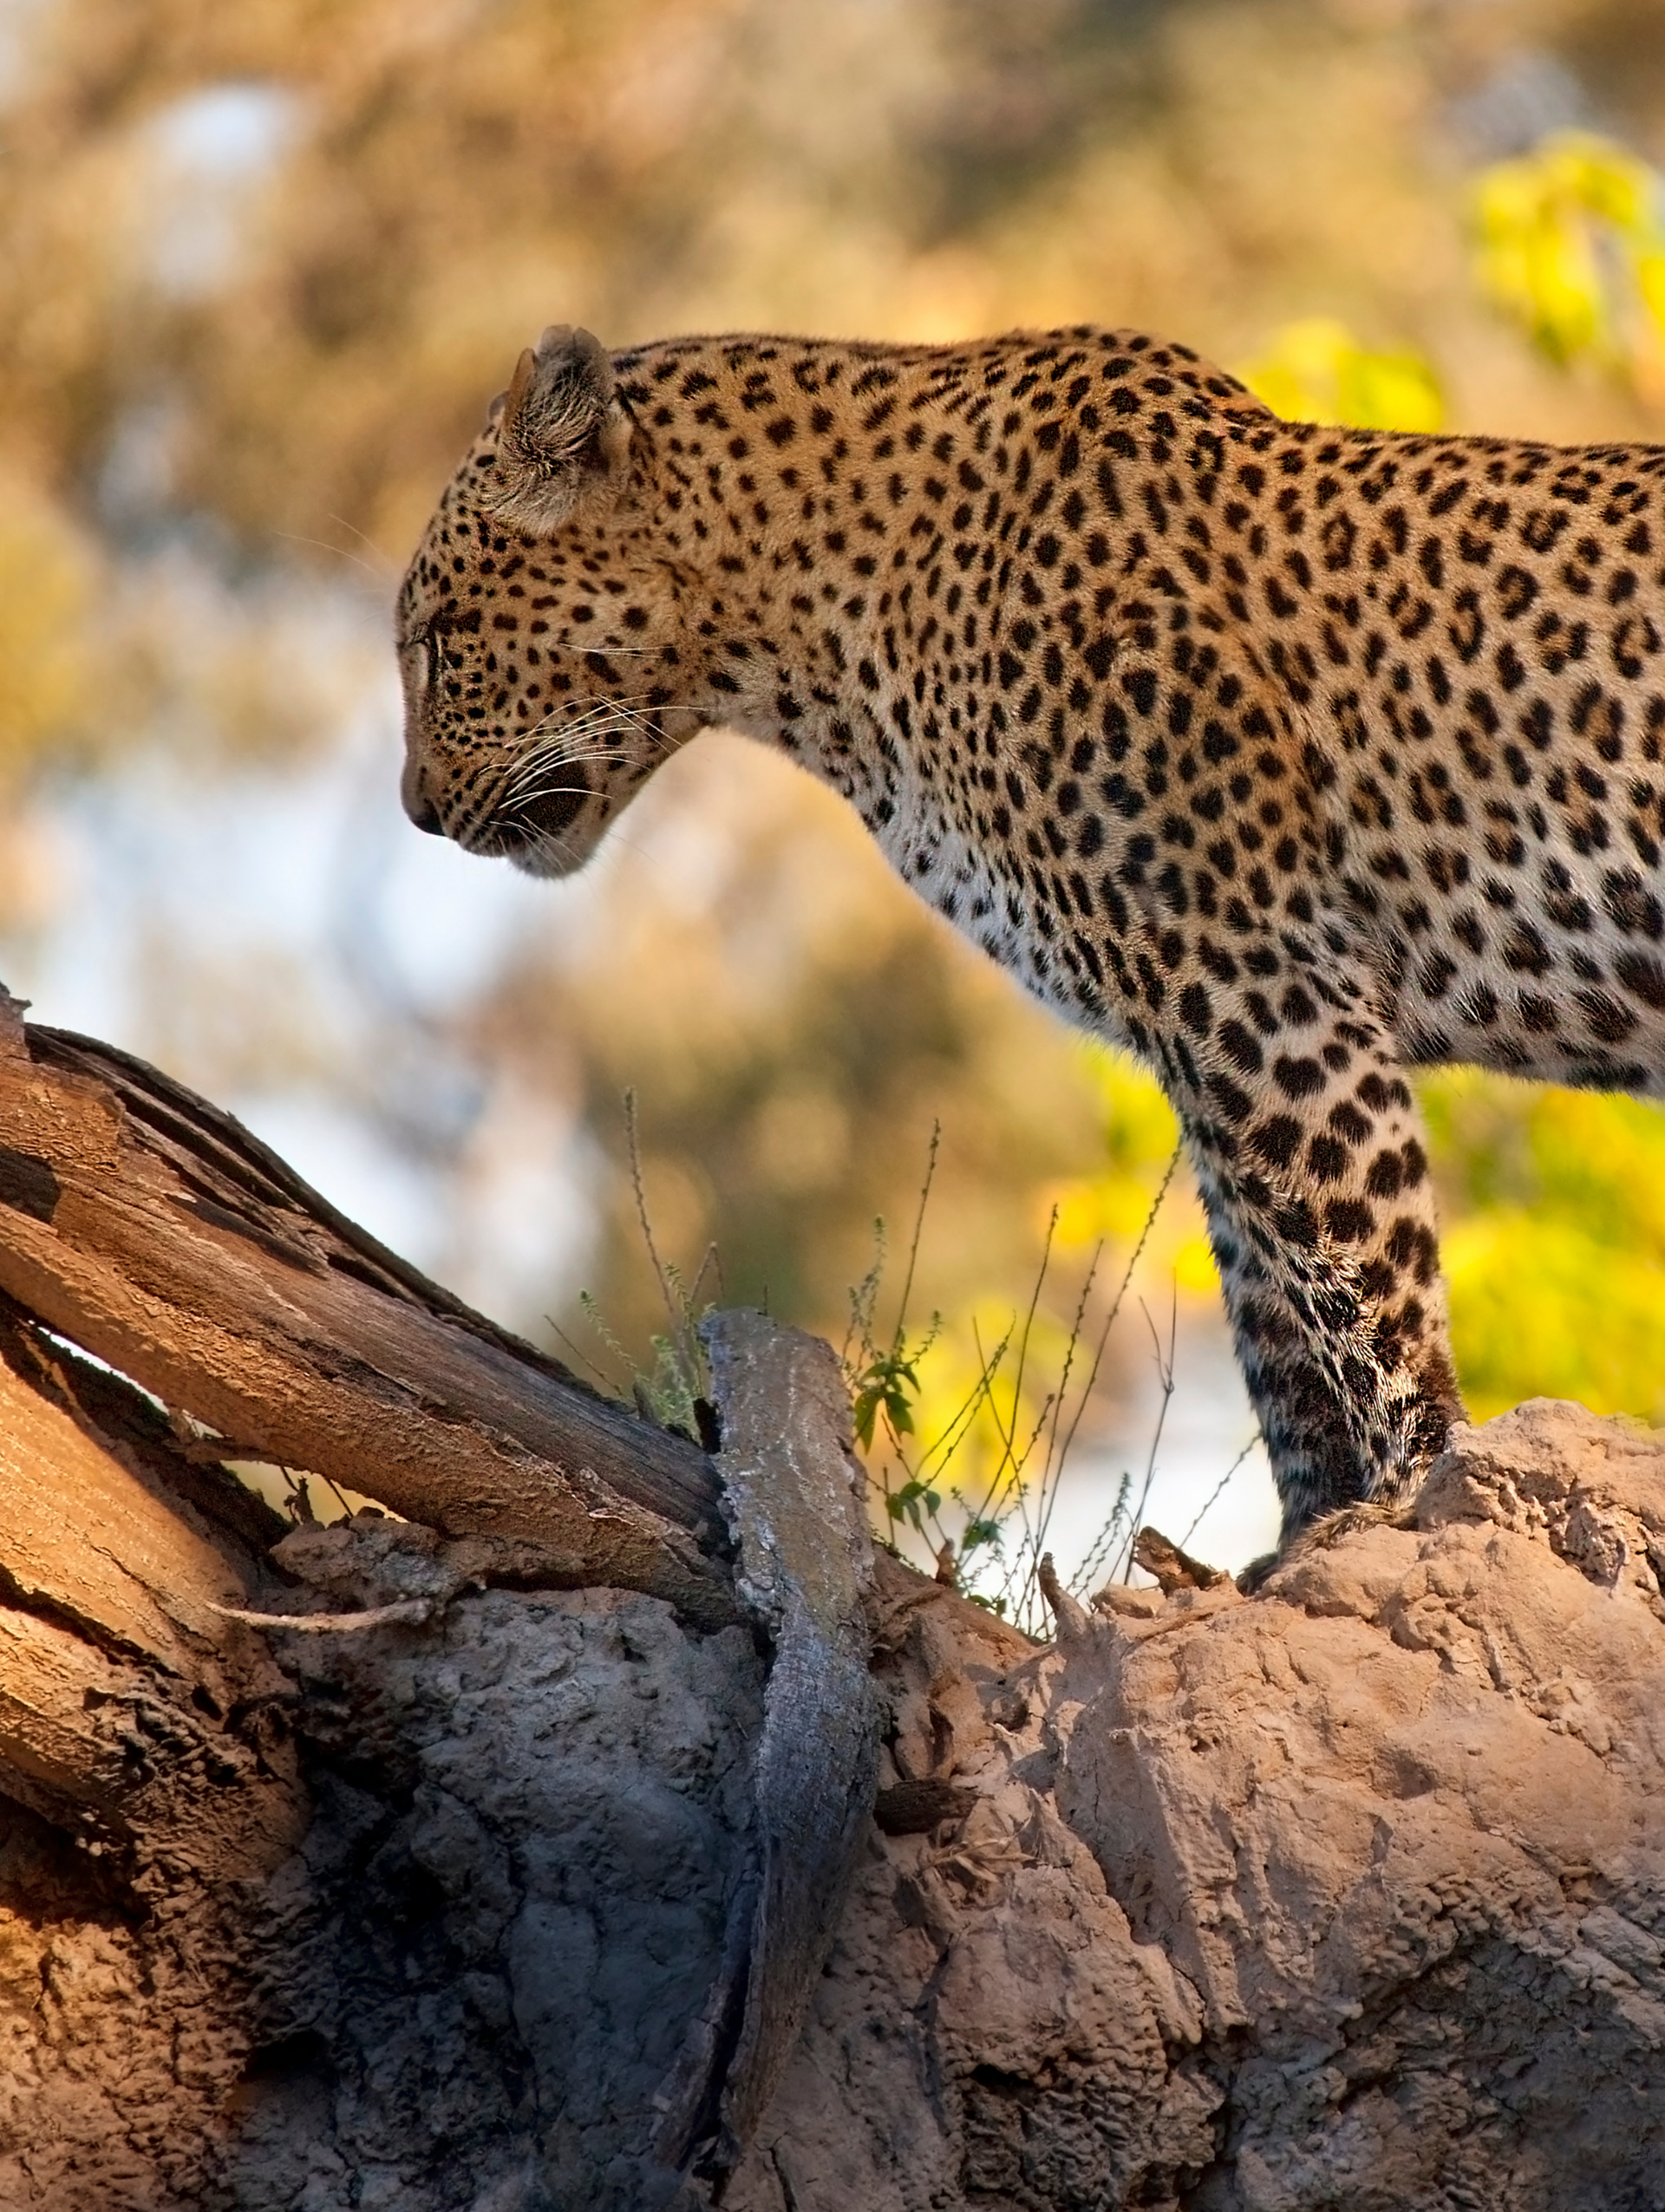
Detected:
left=842, top=1128, right=1012, bottom=1571
left=843, top=1130, right=945, bottom=1536
left=842, top=1127, right=1207, bottom=1637
left=848, top=1291, right=937, bottom=1458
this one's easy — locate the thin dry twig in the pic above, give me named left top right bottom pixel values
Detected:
left=1107, top=1287, right=1179, bottom=1587
left=624, top=1087, right=684, bottom=1347
left=208, top=1598, right=435, bottom=1634
left=1181, top=1434, right=1260, bottom=1550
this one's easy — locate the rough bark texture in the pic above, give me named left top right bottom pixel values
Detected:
left=0, top=991, right=730, bottom=1624
left=3, top=994, right=1664, bottom=2209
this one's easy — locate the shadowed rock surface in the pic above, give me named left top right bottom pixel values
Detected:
left=220, top=1580, right=767, bottom=2212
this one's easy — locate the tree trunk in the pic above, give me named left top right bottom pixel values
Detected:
left=1, top=988, right=1663, bottom=2211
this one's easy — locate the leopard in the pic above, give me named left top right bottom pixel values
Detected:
left=395, top=320, right=1665, bottom=1560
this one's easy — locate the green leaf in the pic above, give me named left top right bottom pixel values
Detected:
left=852, top=1387, right=882, bottom=1450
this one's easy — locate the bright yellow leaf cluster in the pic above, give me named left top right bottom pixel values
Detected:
left=1472, top=131, right=1665, bottom=395
left=1049, top=1044, right=1219, bottom=1295
left=1237, top=316, right=1443, bottom=434
left=1422, top=1074, right=1665, bottom=1426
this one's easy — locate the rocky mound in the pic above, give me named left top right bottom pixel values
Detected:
left=726, top=1398, right=1665, bottom=2211
left=3, top=1400, right=1662, bottom=2210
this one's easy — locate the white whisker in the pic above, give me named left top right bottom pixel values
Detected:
left=506, top=745, right=635, bottom=776
left=504, top=775, right=615, bottom=813
left=506, top=704, right=673, bottom=777
left=274, top=531, right=385, bottom=581
left=423, top=678, right=682, bottom=862
left=326, top=512, right=399, bottom=576
left=517, top=692, right=665, bottom=738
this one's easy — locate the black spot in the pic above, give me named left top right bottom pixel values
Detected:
left=1577, top=989, right=1637, bottom=1043
left=1365, top=1149, right=1403, bottom=1198
left=1327, top=1100, right=1371, bottom=1145
left=1603, top=871, right=1664, bottom=938
left=1123, top=668, right=1159, bottom=717
left=1272, top=1056, right=1325, bottom=1099
left=1307, top=1135, right=1348, bottom=1184
left=1501, top=923, right=1552, bottom=976
left=1250, top=1115, right=1302, bottom=1168
left=1325, top=1199, right=1374, bottom=1242
left=1614, top=952, right=1665, bottom=1010
left=1219, top=1019, right=1263, bottom=1073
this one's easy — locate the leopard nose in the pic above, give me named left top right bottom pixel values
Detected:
left=402, top=758, right=446, bottom=836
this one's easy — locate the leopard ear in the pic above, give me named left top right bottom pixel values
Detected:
left=487, top=325, right=632, bottom=533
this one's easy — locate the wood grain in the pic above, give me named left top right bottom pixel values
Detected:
left=0, top=989, right=735, bottom=1628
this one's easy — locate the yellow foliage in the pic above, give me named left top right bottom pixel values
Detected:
left=1237, top=316, right=1443, bottom=434
left=1443, top=1210, right=1665, bottom=1426
left=1472, top=131, right=1665, bottom=390
left=894, top=1295, right=1079, bottom=1520
left=1048, top=1045, right=1220, bottom=1291
left=1421, top=1073, right=1665, bottom=1425
left=1050, top=1042, right=1179, bottom=1245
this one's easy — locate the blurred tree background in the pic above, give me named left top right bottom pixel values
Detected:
left=2, top=0, right=1662, bottom=1583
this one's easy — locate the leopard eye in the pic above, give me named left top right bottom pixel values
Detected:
left=402, top=625, right=437, bottom=696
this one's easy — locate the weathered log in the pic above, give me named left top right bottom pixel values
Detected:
left=0, top=1314, right=308, bottom=1880
left=0, top=995, right=908, bottom=2205
left=0, top=987, right=735, bottom=1628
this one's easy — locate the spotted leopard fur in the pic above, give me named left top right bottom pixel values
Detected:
left=396, top=323, right=1665, bottom=1550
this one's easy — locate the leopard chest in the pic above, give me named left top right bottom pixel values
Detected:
left=758, top=577, right=1228, bottom=1042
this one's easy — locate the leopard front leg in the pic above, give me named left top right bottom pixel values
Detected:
left=1155, top=956, right=1465, bottom=1549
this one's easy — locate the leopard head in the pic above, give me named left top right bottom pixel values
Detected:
left=395, top=326, right=704, bottom=877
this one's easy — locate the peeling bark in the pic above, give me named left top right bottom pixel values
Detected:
left=0, top=989, right=733, bottom=1627
left=654, top=1310, right=880, bottom=2186
left=0, top=1318, right=306, bottom=1878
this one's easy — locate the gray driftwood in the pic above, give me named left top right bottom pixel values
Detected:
left=653, top=1310, right=880, bottom=2185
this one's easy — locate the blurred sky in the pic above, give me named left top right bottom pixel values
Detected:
left=2, top=0, right=1663, bottom=1593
